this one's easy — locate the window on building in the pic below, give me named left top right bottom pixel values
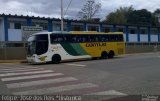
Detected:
left=151, top=29, right=158, bottom=35
left=88, top=26, right=99, bottom=31
left=40, top=24, right=48, bottom=30
left=104, top=27, right=111, bottom=32
left=117, top=28, right=124, bottom=32
left=140, top=29, right=147, bottom=34
left=72, top=25, right=83, bottom=31
left=9, top=23, right=15, bottom=29
left=129, top=28, right=136, bottom=34
left=15, top=23, right=21, bottom=29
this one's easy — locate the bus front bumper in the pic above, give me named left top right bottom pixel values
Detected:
left=27, top=56, right=44, bottom=64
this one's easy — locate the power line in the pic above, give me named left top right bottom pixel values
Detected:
left=64, top=0, right=73, bottom=16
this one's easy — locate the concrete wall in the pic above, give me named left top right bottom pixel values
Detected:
left=126, top=43, right=160, bottom=54
left=0, top=42, right=26, bottom=60
left=0, top=47, right=26, bottom=60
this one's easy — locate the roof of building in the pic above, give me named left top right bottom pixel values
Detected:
left=0, top=13, right=160, bottom=28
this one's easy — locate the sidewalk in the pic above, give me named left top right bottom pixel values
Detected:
left=0, top=60, right=27, bottom=63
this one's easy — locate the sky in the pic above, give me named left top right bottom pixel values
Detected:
left=0, top=0, right=160, bottom=20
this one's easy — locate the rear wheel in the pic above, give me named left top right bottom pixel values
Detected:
left=52, top=54, right=61, bottom=64
left=101, top=51, right=108, bottom=59
left=108, top=51, right=115, bottom=59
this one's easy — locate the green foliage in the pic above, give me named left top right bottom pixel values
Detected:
left=154, top=9, right=160, bottom=14
left=105, top=6, right=134, bottom=24
left=153, top=9, right=160, bottom=26
left=105, top=6, right=160, bottom=26
left=127, top=9, right=152, bottom=25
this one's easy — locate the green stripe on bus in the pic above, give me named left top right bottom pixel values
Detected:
left=60, top=43, right=80, bottom=56
left=70, top=43, right=88, bottom=55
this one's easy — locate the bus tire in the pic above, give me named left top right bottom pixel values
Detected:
left=108, top=50, right=115, bottom=59
left=101, top=51, right=108, bottom=59
left=52, top=54, right=61, bottom=64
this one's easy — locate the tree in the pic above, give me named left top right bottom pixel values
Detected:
left=154, top=9, right=160, bottom=15
left=78, top=0, right=101, bottom=21
left=105, top=6, right=134, bottom=24
left=153, top=9, right=160, bottom=25
left=127, top=9, right=152, bottom=25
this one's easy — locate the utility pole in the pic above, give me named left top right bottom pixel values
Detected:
left=61, top=0, right=64, bottom=32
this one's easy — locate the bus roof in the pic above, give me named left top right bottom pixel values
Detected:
left=31, top=31, right=123, bottom=36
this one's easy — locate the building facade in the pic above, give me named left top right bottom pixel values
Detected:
left=0, top=14, right=160, bottom=42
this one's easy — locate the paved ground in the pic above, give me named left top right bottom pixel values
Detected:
left=0, top=52, right=160, bottom=101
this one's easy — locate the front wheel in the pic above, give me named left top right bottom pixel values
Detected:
left=52, top=54, right=61, bottom=64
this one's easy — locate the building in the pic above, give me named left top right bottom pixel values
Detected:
left=0, top=13, right=160, bottom=42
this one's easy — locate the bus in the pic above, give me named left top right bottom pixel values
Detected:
left=27, top=31, right=125, bottom=63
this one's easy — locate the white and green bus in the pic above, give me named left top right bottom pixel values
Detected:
left=27, top=31, right=125, bottom=63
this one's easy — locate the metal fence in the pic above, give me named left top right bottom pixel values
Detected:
left=0, top=41, right=160, bottom=60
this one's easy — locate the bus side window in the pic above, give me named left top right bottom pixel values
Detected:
left=119, top=35, right=123, bottom=41
left=101, top=35, right=108, bottom=42
left=67, top=35, right=76, bottom=43
left=66, top=35, right=72, bottom=43
left=100, top=35, right=105, bottom=42
left=110, top=35, right=115, bottom=42
left=77, top=35, right=82, bottom=43
left=83, top=35, right=89, bottom=42
left=50, top=34, right=58, bottom=43
left=89, top=34, right=98, bottom=42
left=115, top=35, right=118, bottom=41
left=57, top=35, right=63, bottom=43
left=95, top=35, right=99, bottom=42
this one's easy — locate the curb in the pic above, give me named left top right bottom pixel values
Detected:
left=125, top=52, right=158, bottom=56
left=0, top=52, right=159, bottom=64
left=0, top=60, right=27, bottom=64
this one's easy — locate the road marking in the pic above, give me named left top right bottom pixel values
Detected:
left=0, top=67, right=41, bottom=71
left=0, top=70, right=54, bottom=77
left=88, top=90, right=127, bottom=95
left=7, top=77, right=77, bottom=88
left=65, top=63, right=86, bottom=67
left=0, top=68, right=44, bottom=73
left=13, top=83, right=97, bottom=95
left=2, top=73, right=64, bottom=81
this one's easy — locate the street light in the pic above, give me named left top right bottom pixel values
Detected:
left=61, top=0, right=64, bottom=32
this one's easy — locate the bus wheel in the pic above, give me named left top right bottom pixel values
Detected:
left=101, top=51, right=108, bottom=59
left=52, top=54, right=61, bottom=64
left=108, top=51, right=115, bottom=59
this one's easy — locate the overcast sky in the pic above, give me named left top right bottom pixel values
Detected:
left=0, top=0, right=160, bottom=19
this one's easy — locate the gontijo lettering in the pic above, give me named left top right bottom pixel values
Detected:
left=86, top=43, right=107, bottom=47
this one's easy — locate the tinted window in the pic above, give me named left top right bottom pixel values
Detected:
left=50, top=34, right=123, bottom=43
left=15, top=23, right=21, bottom=29
left=35, top=34, right=48, bottom=55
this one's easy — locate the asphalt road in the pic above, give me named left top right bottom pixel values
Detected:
left=0, top=52, right=160, bottom=101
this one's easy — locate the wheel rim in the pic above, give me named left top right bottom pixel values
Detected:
left=52, top=55, right=61, bottom=63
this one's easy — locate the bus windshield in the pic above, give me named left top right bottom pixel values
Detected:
left=27, top=34, right=48, bottom=56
